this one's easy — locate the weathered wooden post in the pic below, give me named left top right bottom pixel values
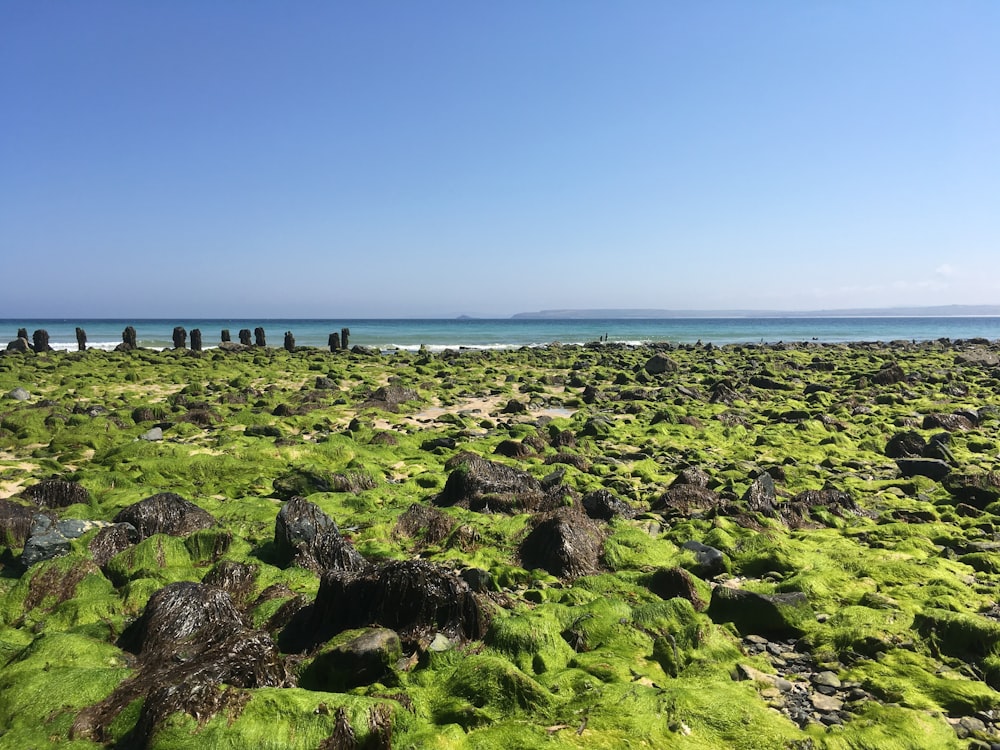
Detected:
left=190, top=329, right=202, bottom=351
left=31, top=330, right=52, bottom=352
left=239, top=329, right=252, bottom=346
left=172, top=326, right=187, bottom=349
left=283, top=331, right=295, bottom=351
left=328, top=332, right=340, bottom=351
left=341, top=327, right=350, bottom=350
left=122, top=326, right=137, bottom=349
left=254, top=327, right=266, bottom=347
left=75, top=327, right=87, bottom=351
left=220, top=329, right=231, bottom=343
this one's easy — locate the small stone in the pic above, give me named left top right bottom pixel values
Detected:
left=428, top=632, right=453, bottom=652
left=140, top=427, right=163, bottom=442
left=7, top=387, right=30, bottom=401
left=810, top=693, right=844, bottom=712
left=745, top=634, right=769, bottom=645
left=820, top=713, right=844, bottom=726
left=960, top=716, right=988, bottom=735
left=813, top=671, right=842, bottom=689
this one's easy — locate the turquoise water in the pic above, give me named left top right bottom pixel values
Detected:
left=3, top=317, right=1000, bottom=351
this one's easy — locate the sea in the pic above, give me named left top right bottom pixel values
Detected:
left=4, top=317, right=1000, bottom=353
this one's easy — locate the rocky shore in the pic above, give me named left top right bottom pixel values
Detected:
left=2, top=338, right=1000, bottom=748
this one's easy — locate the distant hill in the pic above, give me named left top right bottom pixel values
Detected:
left=512, top=305, right=1000, bottom=319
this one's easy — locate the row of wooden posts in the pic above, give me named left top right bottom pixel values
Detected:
left=12, top=327, right=351, bottom=353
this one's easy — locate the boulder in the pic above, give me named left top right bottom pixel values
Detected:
left=6, top=337, right=32, bottom=353
left=680, top=540, right=729, bottom=578
left=112, top=492, right=217, bottom=540
left=0, top=499, right=37, bottom=547
left=922, top=413, right=975, bottom=431
left=88, top=523, right=140, bottom=566
left=643, top=566, right=708, bottom=611
left=75, top=582, right=287, bottom=744
left=885, top=431, right=926, bottom=458
left=274, top=496, right=366, bottom=573
left=393, top=502, right=455, bottom=545
left=652, top=484, right=723, bottom=516
left=6, top=386, right=30, bottom=400
left=435, top=453, right=547, bottom=513
left=21, top=515, right=114, bottom=567
left=300, top=628, right=402, bottom=692
left=942, top=471, right=1000, bottom=509
left=742, top=472, right=776, bottom=514
left=519, top=506, right=603, bottom=579
left=22, top=479, right=90, bottom=509
left=872, top=363, right=905, bottom=385
left=644, top=354, right=679, bottom=375
left=896, top=457, right=952, bottom=481
left=581, top=488, right=636, bottom=521
left=286, top=559, right=488, bottom=650
left=31, top=329, right=53, bottom=352
left=707, top=586, right=814, bottom=637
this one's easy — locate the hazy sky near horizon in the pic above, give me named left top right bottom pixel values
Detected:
left=2, top=2, right=998, bottom=318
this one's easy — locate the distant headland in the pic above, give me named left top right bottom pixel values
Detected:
left=511, top=304, right=1000, bottom=319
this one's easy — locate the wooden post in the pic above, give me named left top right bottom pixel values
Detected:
left=31, top=330, right=52, bottom=352
left=328, top=332, right=340, bottom=351
left=239, top=329, right=252, bottom=346
left=341, top=327, right=350, bottom=350
left=254, top=327, right=266, bottom=347
left=123, top=326, right=137, bottom=349
left=75, top=327, right=87, bottom=351
left=190, top=329, right=202, bottom=351
left=172, top=326, right=187, bottom=349
left=221, top=329, right=231, bottom=343
left=283, top=331, right=295, bottom=351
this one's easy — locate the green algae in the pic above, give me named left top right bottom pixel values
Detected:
left=4, top=342, right=1000, bottom=747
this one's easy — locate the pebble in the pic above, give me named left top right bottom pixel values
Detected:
left=810, top=693, right=844, bottom=713
left=812, top=670, right=842, bottom=688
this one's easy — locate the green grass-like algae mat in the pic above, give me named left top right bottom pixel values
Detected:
left=1, top=341, right=1000, bottom=747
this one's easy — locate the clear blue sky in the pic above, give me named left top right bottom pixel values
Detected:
left=2, top=2, right=998, bottom=317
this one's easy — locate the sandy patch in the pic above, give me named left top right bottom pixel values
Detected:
left=373, top=394, right=575, bottom=431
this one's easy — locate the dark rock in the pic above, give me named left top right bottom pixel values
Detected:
left=644, top=354, right=679, bottom=375
left=493, top=439, right=534, bottom=458
left=680, top=540, right=728, bottom=578
left=652, top=484, right=724, bottom=516
left=0, top=499, right=37, bottom=547
left=328, top=332, right=341, bottom=351
left=943, top=471, right=1000, bottom=508
left=283, top=331, right=296, bottom=351
left=581, top=385, right=604, bottom=404
left=435, top=453, right=547, bottom=513
left=872, top=363, right=905, bottom=385
left=274, top=496, right=367, bottom=573
left=581, top=488, right=636, bottom=521
left=743, top=472, right=776, bottom=513
left=112, top=492, right=217, bottom=540
left=254, top=327, right=266, bottom=347
left=245, top=424, right=282, bottom=438
left=579, top=415, right=615, bottom=438
left=75, top=327, right=87, bottom=351
left=6, top=337, right=31, bottom=353
left=366, top=385, right=419, bottom=410
left=301, top=628, right=402, bottom=692
left=286, top=559, right=488, bottom=651
left=923, top=431, right=956, bottom=463
left=394, top=502, right=456, bottom=544
left=220, top=329, right=230, bottom=343
left=421, top=436, right=457, bottom=451
left=709, top=381, right=743, bottom=404
left=202, top=560, right=259, bottom=607
left=21, top=515, right=113, bottom=567
left=189, top=329, right=202, bottom=351
left=923, top=413, right=975, bottom=431
left=22, top=479, right=90, bottom=509
left=896, top=457, right=952, bottom=481
left=341, top=327, right=350, bottom=349
left=885, top=431, right=926, bottom=458
left=501, top=399, right=528, bottom=414
left=671, top=467, right=712, bottom=487
left=707, top=587, right=814, bottom=637
left=643, top=566, right=708, bottom=611
left=88, top=523, right=140, bottom=566
left=519, top=506, right=603, bottom=579
left=75, top=582, right=287, bottom=744
left=749, top=375, right=792, bottom=391
left=239, top=329, right=252, bottom=346
left=16, top=327, right=28, bottom=339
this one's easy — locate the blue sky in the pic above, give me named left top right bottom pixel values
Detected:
left=2, top=2, right=998, bottom=317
